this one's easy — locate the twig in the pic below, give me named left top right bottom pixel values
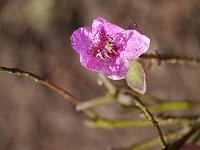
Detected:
left=85, top=116, right=196, bottom=129
left=164, top=124, right=200, bottom=150
left=0, top=66, right=98, bottom=119
left=0, top=66, right=80, bottom=105
left=157, top=114, right=200, bottom=121
left=133, top=96, right=167, bottom=148
left=112, top=131, right=181, bottom=150
left=76, top=93, right=116, bottom=111
left=98, top=73, right=117, bottom=95
left=148, top=101, right=191, bottom=113
left=140, top=53, right=200, bottom=65
left=76, top=74, right=117, bottom=111
left=118, top=90, right=167, bottom=148
left=120, top=100, right=191, bottom=113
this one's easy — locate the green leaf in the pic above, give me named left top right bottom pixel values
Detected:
left=125, top=60, right=146, bottom=94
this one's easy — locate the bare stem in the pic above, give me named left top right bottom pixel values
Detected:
left=157, top=114, right=200, bottom=121
left=113, top=131, right=180, bottom=150
left=118, top=89, right=167, bottom=148
left=140, top=53, right=200, bottom=65
left=85, top=116, right=196, bottom=129
left=76, top=93, right=116, bottom=111
left=1, top=66, right=101, bottom=119
left=164, top=124, right=200, bottom=150
left=98, top=73, right=117, bottom=95
left=0, top=66, right=80, bottom=105
left=112, top=127, right=191, bottom=150
left=133, top=96, right=167, bottom=148
left=148, top=101, right=190, bottom=113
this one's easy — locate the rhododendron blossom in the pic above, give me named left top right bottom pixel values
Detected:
left=70, top=17, right=150, bottom=80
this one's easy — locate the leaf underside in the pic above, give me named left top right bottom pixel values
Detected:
left=125, top=60, right=146, bottom=94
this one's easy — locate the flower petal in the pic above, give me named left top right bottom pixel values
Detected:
left=118, top=30, right=150, bottom=60
left=92, top=17, right=125, bottom=37
left=70, top=27, right=93, bottom=54
left=79, top=53, right=103, bottom=72
left=80, top=53, right=129, bottom=80
left=106, top=57, right=130, bottom=80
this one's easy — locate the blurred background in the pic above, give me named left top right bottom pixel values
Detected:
left=0, top=0, right=200, bottom=150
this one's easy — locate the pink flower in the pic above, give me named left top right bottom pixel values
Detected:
left=70, top=17, right=150, bottom=80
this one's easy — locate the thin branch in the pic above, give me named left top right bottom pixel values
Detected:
left=133, top=96, right=167, bottom=148
left=148, top=101, right=191, bottom=113
left=98, top=73, right=117, bottom=95
left=120, top=100, right=191, bottom=113
left=0, top=66, right=99, bottom=119
left=76, top=74, right=120, bottom=112
left=118, top=90, right=167, bottom=148
left=112, top=131, right=181, bottom=150
left=76, top=93, right=116, bottom=111
left=85, top=116, right=196, bottom=129
left=140, top=53, right=200, bottom=65
left=157, top=114, right=200, bottom=121
left=164, top=124, right=200, bottom=150
left=0, top=66, right=80, bottom=105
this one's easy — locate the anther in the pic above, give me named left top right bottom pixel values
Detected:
left=104, top=53, right=111, bottom=58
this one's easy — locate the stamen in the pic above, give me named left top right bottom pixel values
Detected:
left=104, top=53, right=111, bottom=58
left=96, top=53, right=104, bottom=59
left=110, top=49, right=117, bottom=54
left=96, top=50, right=106, bottom=59
left=92, top=32, right=118, bottom=60
left=100, top=53, right=106, bottom=59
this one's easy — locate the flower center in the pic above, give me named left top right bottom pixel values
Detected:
left=91, top=30, right=118, bottom=60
